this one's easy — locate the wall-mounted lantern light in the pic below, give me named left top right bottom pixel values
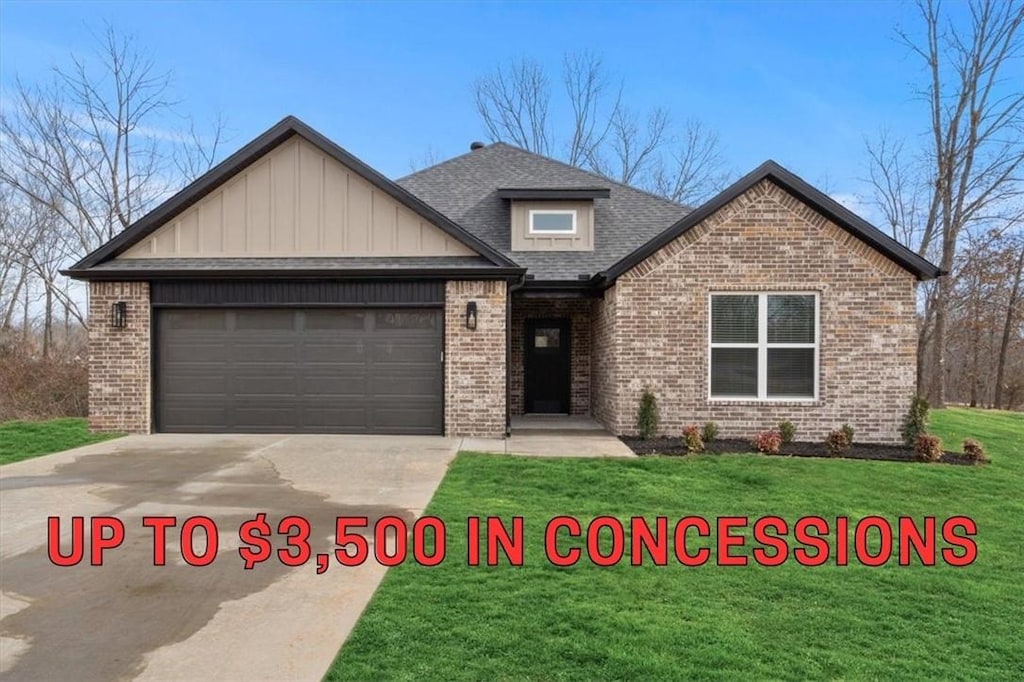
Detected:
left=110, top=301, right=128, bottom=329
left=465, top=301, right=478, bottom=330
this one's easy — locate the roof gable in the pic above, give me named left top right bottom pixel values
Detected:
left=599, top=160, right=942, bottom=283
left=68, top=117, right=517, bottom=273
left=397, top=142, right=690, bottom=281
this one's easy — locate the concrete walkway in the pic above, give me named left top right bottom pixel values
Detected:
left=461, top=417, right=636, bottom=458
left=0, top=434, right=458, bottom=681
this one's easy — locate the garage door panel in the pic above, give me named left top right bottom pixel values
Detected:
left=157, top=308, right=442, bottom=434
left=160, top=404, right=230, bottom=429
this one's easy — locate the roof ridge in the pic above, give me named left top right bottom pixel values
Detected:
left=487, top=142, right=692, bottom=211
left=399, top=141, right=691, bottom=212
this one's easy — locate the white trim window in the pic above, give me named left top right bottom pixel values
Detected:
left=528, top=209, right=577, bottom=234
left=708, top=293, right=819, bottom=400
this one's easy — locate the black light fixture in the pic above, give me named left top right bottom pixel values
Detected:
left=110, top=301, right=128, bottom=329
left=465, top=301, right=478, bottom=330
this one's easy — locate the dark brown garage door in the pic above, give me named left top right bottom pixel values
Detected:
left=156, top=308, right=443, bottom=434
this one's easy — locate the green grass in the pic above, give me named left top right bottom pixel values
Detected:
left=0, top=418, right=123, bottom=465
left=329, top=408, right=1024, bottom=681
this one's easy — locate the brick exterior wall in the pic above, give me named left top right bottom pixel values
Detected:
left=88, top=281, right=151, bottom=434
left=444, top=280, right=507, bottom=437
left=510, top=298, right=591, bottom=416
left=591, top=287, right=617, bottom=428
left=595, top=180, right=918, bottom=444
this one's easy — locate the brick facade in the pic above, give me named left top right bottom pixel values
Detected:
left=444, top=280, right=508, bottom=437
left=510, top=298, right=591, bottom=416
left=592, top=180, right=918, bottom=444
left=88, top=281, right=151, bottom=434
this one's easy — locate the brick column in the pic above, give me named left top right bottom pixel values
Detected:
left=444, top=280, right=507, bottom=437
left=88, top=281, right=151, bottom=433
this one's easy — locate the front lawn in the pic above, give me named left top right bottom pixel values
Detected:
left=328, top=408, right=1023, bottom=680
left=0, top=418, right=123, bottom=466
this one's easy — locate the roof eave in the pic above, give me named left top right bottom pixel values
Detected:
left=69, top=115, right=519, bottom=272
left=62, top=266, right=527, bottom=282
left=600, top=160, right=944, bottom=284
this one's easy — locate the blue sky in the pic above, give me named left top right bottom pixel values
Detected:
left=0, top=0, right=988, bottom=215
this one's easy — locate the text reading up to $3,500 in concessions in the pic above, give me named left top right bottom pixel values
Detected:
left=47, top=513, right=977, bottom=573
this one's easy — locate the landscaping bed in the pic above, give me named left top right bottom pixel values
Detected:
left=620, top=436, right=983, bottom=465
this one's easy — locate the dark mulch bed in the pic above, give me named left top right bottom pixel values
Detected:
left=620, top=437, right=984, bottom=466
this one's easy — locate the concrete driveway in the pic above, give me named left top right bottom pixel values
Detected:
left=0, top=434, right=458, bottom=681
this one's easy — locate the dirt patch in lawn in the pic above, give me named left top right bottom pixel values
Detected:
left=620, top=437, right=984, bottom=465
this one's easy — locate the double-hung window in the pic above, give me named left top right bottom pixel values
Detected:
left=709, top=293, right=819, bottom=400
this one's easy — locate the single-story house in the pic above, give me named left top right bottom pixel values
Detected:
left=65, top=116, right=941, bottom=442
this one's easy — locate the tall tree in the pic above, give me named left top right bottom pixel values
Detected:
left=867, top=0, right=1024, bottom=405
left=474, top=52, right=727, bottom=205
left=0, top=26, right=225, bottom=328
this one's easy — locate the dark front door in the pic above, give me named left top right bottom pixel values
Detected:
left=525, top=318, right=570, bottom=414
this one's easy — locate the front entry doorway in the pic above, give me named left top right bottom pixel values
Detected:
left=525, top=318, right=570, bottom=414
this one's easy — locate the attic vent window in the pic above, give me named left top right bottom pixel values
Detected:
left=529, top=209, right=576, bottom=234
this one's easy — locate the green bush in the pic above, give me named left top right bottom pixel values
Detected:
left=778, top=420, right=796, bottom=444
left=901, top=395, right=930, bottom=447
left=841, top=423, right=855, bottom=445
left=636, top=390, right=660, bottom=440
left=701, top=421, right=719, bottom=443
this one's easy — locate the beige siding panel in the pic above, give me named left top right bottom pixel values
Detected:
left=271, top=140, right=297, bottom=253
left=511, top=200, right=594, bottom=252
left=248, top=160, right=272, bottom=252
left=198, top=193, right=224, bottom=253
left=396, top=206, right=422, bottom=252
left=154, top=222, right=176, bottom=254
left=117, top=135, right=478, bottom=259
left=178, top=209, right=200, bottom=254
left=297, top=140, right=323, bottom=253
left=222, top=177, right=248, bottom=253
left=346, top=173, right=372, bottom=253
left=323, top=160, right=347, bottom=252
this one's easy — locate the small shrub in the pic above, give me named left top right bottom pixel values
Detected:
left=962, top=439, right=988, bottom=463
left=841, top=423, right=855, bottom=445
left=636, top=390, right=660, bottom=440
left=701, top=421, right=719, bottom=443
left=825, top=429, right=850, bottom=457
left=778, top=420, right=796, bottom=444
left=901, top=395, right=930, bottom=447
left=751, top=430, right=782, bottom=454
left=915, top=434, right=943, bottom=462
left=682, top=425, right=705, bottom=453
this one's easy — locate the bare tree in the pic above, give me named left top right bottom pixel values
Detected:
left=995, top=237, right=1024, bottom=408
left=475, top=57, right=551, bottom=156
left=651, top=120, right=729, bottom=206
left=867, top=0, right=1024, bottom=406
left=474, top=52, right=728, bottom=204
left=0, top=26, right=225, bottom=330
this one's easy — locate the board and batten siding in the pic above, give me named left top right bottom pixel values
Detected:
left=118, top=137, right=476, bottom=259
left=510, top=200, right=595, bottom=252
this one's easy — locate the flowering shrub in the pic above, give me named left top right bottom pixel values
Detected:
left=962, top=439, right=988, bottom=463
left=751, top=430, right=783, bottom=454
left=915, top=434, right=943, bottom=462
left=682, top=425, right=705, bottom=453
left=825, top=429, right=850, bottom=457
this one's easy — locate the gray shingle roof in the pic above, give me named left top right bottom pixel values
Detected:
left=397, top=143, right=689, bottom=280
